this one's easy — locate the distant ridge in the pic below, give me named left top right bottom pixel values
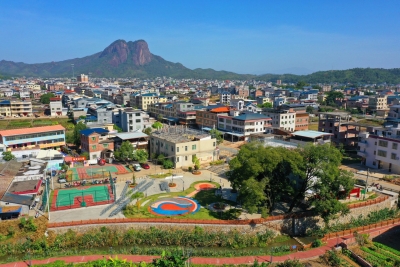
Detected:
left=0, top=39, right=400, bottom=83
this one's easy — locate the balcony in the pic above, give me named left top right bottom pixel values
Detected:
left=357, top=151, right=367, bottom=157
left=38, top=141, right=65, bottom=149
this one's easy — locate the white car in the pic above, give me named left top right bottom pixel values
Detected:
left=133, top=164, right=142, bottom=171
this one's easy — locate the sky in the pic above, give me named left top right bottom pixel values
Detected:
left=0, top=0, right=399, bottom=75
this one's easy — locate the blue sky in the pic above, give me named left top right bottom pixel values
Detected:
left=0, top=0, right=399, bottom=75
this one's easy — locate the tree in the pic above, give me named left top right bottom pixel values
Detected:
left=72, top=122, right=87, bottom=147
left=157, top=114, right=163, bottom=122
left=40, top=93, right=55, bottom=104
left=152, top=250, right=188, bottom=267
left=132, top=149, right=148, bottom=163
left=143, top=127, right=152, bottom=135
left=114, top=141, right=134, bottom=162
left=2, top=151, right=16, bottom=161
left=192, top=155, right=200, bottom=170
left=65, top=132, right=74, bottom=144
left=152, top=121, right=163, bottom=129
left=306, top=106, right=314, bottom=113
left=325, top=91, right=344, bottom=106
left=81, top=152, right=89, bottom=160
left=157, top=154, right=165, bottom=164
left=296, top=81, right=308, bottom=88
left=113, top=124, right=123, bottom=133
left=209, top=129, right=223, bottom=145
left=257, top=102, right=273, bottom=108
left=163, top=159, right=174, bottom=169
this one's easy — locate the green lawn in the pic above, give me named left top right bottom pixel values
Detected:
left=308, top=123, right=319, bottom=131
left=124, top=180, right=241, bottom=220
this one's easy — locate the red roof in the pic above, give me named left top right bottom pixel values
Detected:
left=0, top=125, right=65, bottom=137
left=210, top=107, right=230, bottom=113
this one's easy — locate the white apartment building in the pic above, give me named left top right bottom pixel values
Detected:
left=219, top=91, right=231, bottom=105
left=261, top=108, right=296, bottom=132
left=116, top=108, right=151, bottom=132
left=218, top=112, right=273, bottom=141
left=49, top=97, right=67, bottom=117
left=358, top=125, right=400, bottom=173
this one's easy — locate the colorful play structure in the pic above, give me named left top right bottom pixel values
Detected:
left=149, top=197, right=200, bottom=216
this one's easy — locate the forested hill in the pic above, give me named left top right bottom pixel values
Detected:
left=258, top=68, right=400, bottom=84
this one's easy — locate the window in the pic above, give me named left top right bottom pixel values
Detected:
left=378, top=140, right=388, bottom=147
left=91, top=137, right=96, bottom=141
left=171, top=146, right=174, bottom=152
left=393, top=143, right=398, bottom=150
left=92, top=145, right=96, bottom=150
left=213, top=142, right=216, bottom=147
left=185, top=156, right=188, bottom=161
left=391, top=153, right=397, bottom=160
left=185, top=146, right=187, bottom=151
left=192, top=144, right=196, bottom=150
left=92, top=155, right=97, bottom=159
left=177, top=147, right=179, bottom=152
left=103, top=143, right=108, bottom=148
left=136, top=119, right=141, bottom=123
left=377, top=150, right=387, bottom=157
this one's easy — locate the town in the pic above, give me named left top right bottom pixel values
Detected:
left=0, top=73, right=399, bottom=266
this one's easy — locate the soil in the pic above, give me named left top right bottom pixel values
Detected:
left=168, top=183, right=176, bottom=188
left=192, top=171, right=201, bottom=175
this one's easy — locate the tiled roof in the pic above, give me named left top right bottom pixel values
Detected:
left=0, top=125, right=65, bottom=137
left=210, top=107, right=230, bottom=113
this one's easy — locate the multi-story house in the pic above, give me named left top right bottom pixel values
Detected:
left=10, top=100, right=32, bottom=117
left=369, top=95, right=388, bottom=111
left=80, top=128, right=114, bottom=160
left=19, top=89, right=30, bottom=99
left=49, top=97, right=67, bottom=117
left=137, top=93, right=167, bottom=111
left=318, top=112, right=355, bottom=144
left=219, top=91, right=231, bottom=105
left=0, top=125, right=65, bottom=150
left=0, top=100, right=12, bottom=117
left=30, top=90, right=43, bottom=100
left=261, top=108, right=296, bottom=132
left=218, top=111, right=272, bottom=141
left=196, top=106, right=230, bottom=129
left=116, top=108, right=151, bottom=132
left=150, top=127, right=218, bottom=168
left=281, top=104, right=309, bottom=131
left=358, top=125, right=400, bottom=173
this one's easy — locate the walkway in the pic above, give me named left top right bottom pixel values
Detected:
left=2, top=223, right=398, bottom=267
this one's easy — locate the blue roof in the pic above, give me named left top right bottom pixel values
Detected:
left=234, top=113, right=270, bottom=121
left=0, top=100, right=10, bottom=105
left=142, top=93, right=158, bottom=97
left=80, top=128, right=109, bottom=136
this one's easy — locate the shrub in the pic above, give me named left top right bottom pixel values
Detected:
left=312, top=239, right=323, bottom=248
left=276, top=259, right=303, bottom=267
left=188, top=166, right=193, bottom=172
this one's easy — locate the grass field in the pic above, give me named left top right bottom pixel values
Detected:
left=0, top=118, right=74, bottom=131
left=124, top=181, right=241, bottom=220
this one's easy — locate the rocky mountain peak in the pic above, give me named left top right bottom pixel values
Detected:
left=128, top=40, right=152, bottom=66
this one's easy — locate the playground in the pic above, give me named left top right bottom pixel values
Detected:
left=51, top=185, right=114, bottom=211
left=149, top=197, right=200, bottom=216
left=66, top=165, right=131, bottom=181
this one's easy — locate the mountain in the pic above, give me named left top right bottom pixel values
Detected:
left=0, top=39, right=253, bottom=80
left=0, top=39, right=400, bottom=83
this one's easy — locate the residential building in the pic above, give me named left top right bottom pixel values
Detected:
left=137, top=93, right=167, bottom=111
left=80, top=128, right=114, bottom=160
left=369, top=95, right=388, bottom=111
left=218, top=112, right=272, bottom=141
left=358, top=125, right=400, bottom=173
left=114, top=132, right=149, bottom=150
left=0, top=125, right=66, bottom=150
left=261, top=108, right=296, bottom=132
left=77, top=74, right=89, bottom=83
left=219, top=91, right=231, bottom=105
left=196, top=106, right=230, bottom=129
left=318, top=112, right=355, bottom=144
left=0, top=100, right=12, bottom=117
left=321, top=85, right=332, bottom=92
left=116, top=108, right=151, bottom=132
left=150, top=127, right=218, bottom=168
left=49, top=97, right=67, bottom=117
left=10, top=100, right=32, bottom=117
left=281, top=104, right=309, bottom=131
left=289, top=130, right=332, bottom=146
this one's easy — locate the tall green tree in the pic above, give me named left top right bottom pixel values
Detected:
left=325, top=91, right=344, bottom=106
left=114, top=141, right=134, bottom=162
left=209, top=129, right=224, bottom=145
left=72, top=122, right=87, bottom=147
left=40, top=93, right=55, bottom=104
left=132, top=149, right=148, bottom=163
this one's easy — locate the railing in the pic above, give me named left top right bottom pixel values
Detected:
left=48, top=196, right=390, bottom=228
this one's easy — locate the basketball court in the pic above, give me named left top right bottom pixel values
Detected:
left=67, top=165, right=130, bottom=181
left=51, top=185, right=114, bottom=211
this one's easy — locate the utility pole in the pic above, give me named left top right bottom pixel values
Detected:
left=363, top=168, right=369, bottom=200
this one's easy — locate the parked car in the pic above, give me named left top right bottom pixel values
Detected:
left=58, top=178, right=66, bottom=183
left=141, top=163, right=150, bottom=169
left=133, top=164, right=142, bottom=171
left=355, top=179, right=366, bottom=186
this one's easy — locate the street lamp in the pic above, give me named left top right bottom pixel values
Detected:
left=183, top=180, right=185, bottom=192
left=109, top=246, right=113, bottom=258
